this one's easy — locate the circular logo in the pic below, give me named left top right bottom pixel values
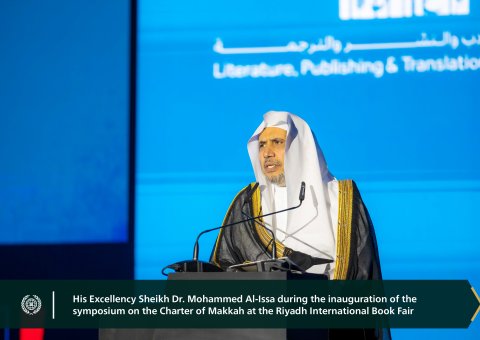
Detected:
left=21, top=295, right=42, bottom=315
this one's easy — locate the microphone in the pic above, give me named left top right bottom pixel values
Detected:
left=162, top=182, right=333, bottom=276
left=299, top=181, right=306, bottom=202
left=192, top=182, right=259, bottom=262
left=240, top=181, right=304, bottom=261
left=238, top=181, right=333, bottom=273
left=192, top=181, right=305, bottom=263
left=163, top=184, right=263, bottom=275
left=241, top=210, right=278, bottom=261
left=162, top=182, right=306, bottom=275
left=260, top=181, right=304, bottom=260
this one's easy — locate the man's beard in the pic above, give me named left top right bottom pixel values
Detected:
left=267, top=172, right=286, bottom=187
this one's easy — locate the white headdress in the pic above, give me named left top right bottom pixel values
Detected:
left=247, top=111, right=339, bottom=273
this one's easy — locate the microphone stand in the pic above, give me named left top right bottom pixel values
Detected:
left=163, top=182, right=305, bottom=275
left=193, top=182, right=305, bottom=261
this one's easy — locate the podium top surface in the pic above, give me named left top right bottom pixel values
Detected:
left=168, top=272, right=327, bottom=280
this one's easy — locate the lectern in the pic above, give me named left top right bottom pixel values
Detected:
left=99, top=271, right=328, bottom=340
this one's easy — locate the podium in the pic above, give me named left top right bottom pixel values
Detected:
left=99, top=271, right=328, bottom=340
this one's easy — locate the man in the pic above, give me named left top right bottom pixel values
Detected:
left=210, top=111, right=390, bottom=339
left=211, top=111, right=384, bottom=281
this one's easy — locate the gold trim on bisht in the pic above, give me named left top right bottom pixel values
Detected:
left=334, top=179, right=354, bottom=280
left=251, top=183, right=287, bottom=258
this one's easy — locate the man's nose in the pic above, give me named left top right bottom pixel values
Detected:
left=263, top=146, right=274, bottom=158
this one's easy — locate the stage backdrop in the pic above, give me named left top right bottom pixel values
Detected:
left=136, top=1, right=480, bottom=339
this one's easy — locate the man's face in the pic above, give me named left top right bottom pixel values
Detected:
left=258, top=127, right=287, bottom=185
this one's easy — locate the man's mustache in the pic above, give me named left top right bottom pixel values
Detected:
left=264, top=159, right=282, bottom=166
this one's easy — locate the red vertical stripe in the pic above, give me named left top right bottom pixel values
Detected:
left=19, top=328, right=44, bottom=340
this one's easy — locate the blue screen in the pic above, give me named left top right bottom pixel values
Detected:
left=136, top=1, right=479, bottom=337
left=0, top=1, right=130, bottom=244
